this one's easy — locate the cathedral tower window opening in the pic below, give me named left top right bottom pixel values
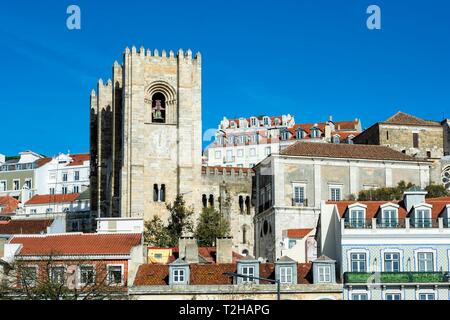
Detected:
left=208, top=194, right=214, bottom=207
left=153, top=184, right=166, bottom=202
left=239, top=196, right=244, bottom=214
left=245, top=196, right=251, bottom=215
left=151, top=92, right=166, bottom=123
left=202, top=194, right=207, bottom=208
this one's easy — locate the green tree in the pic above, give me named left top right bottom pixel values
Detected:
left=425, top=184, right=449, bottom=198
left=358, top=181, right=414, bottom=201
left=166, top=194, right=194, bottom=247
left=143, top=216, right=172, bottom=247
left=194, top=206, right=230, bottom=247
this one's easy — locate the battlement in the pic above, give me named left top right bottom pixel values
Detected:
left=123, top=46, right=201, bottom=63
left=201, top=166, right=255, bottom=177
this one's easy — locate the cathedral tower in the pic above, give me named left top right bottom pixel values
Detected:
left=90, top=47, right=203, bottom=220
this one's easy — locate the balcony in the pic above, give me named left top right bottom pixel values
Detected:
left=344, top=219, right=372, bottom=229
left=292, top=198, right=308, bottom=207
left=344, top=272, right=450, bottom=284
left=376, top=219, right=406, bottom=229
left=410, top=218, right=439, bottom=228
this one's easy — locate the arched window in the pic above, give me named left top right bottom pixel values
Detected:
left=160, top=184, right=166, bottom=202
left=245, top=196, right=251, bottom=215
left=202, top=194, right=207, bottom=208
left=153, top=184, right=159, bottom=202
left=239, top=196, right=244, bottom=214
left=209, top=194, right=214, bottom=207
left=151, top=92, right=166, bottom=123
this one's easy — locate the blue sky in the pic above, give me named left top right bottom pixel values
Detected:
left=0, top=0, right=449, bottom=156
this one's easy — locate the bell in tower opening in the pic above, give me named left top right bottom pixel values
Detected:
left=152, top=92, right=166, bottom=123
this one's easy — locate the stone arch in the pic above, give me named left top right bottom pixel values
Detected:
left=145, top=81, right=177, bottom=124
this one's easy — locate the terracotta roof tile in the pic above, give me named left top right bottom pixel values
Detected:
left=280, top=141, right=424, bottom=162
left=0, top=196, right=20, bottom=214
left=67, top=153, right=90, bottom=167
left=133, top=262, right=313, bottom=286
left=10, top=233, right=142, bottom=256
left=25, top=194, right=80, bottom=205
left=0, top=219, right=53, bottom=235
left=286, top=228, right=314, bottom=238
left=383, top=112, right=441, bottom=127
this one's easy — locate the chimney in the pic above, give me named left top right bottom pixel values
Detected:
left=403, top=187, right=427, bottom=212
left=216, top=237, right=233, bottom=264
left=179, top=237, right=199, bottom=263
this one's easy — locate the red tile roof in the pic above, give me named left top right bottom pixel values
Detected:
left=67, top=153, right=90, bottom=167
left=133, top=262, right=312, bottom=286
left=25, top=194, right=80, bottom=205
left=0, top=219, right=53, bottom=235
left=167, top=246, right=244, bottom=264
left=280, top=141, right=424, bottom=162
left=0, top=196, right=20, bottom=214
left=34, top=157, right=52, bottom=168
left=383, top=112, right=441, bottom=127
left=286, top=228, right=314, bottom=238
left=328, top=198, right=449, bottom=219
left=10, top=233, right=142, bottom=256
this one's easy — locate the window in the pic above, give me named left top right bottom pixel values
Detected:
left=348, top=209, right=365, bottom=228
left=239, top=196, right=244, bottom=214
left=62, top=186, right=68, bottom=194
left=280, top=266, right=293, bottom=284
left=266, top=184, right=272, bottom=206
left=237, top=149, right=244, bottom=158
left=153, top=184, right=159, bottom=202
left=62, top=172, right=68, bottom=182
left=293, top=184, right=305, bottom=204
left=329, top=186, right=342, bottom=201
left=154, top=254, right=163, bottom=259
left=24, top=179, right=32, bottom=189
left=382, top=209, right=398, bottom=228
left=151, top=92, right=166, bottom=123
left=265, top=147, right=271, bottom=156
left=413, top=133, right=419, bottom=148
left=73, top=185, right=80, bottom=193
left=160, top=184, right=166, bottom=202
left=74, top=171, right=80, bottom=181
left=419, top=293, right=435, bottom=300
left=214, top=151, right=221, bottom=160
left=263, top=117, right=270, bottom=126
left=296, top=129, right=304, bottom=140
left=13, top=180, right=20, bottom=191
left=49, top=188, right=55, bottom=195
left=333, top=135, right=340, bottom=144
left=414, top=209, right=432, bottom=228
left=209, top=194, right=214, bottom=207
left=21, top=266, right=37, bottom=287
left=80, top=266, right=95, bottom=285
left=281, top=131, right=289, bottom=141
left=311, top=128, right=321, bottom=138
left=385, top=293, right=401, bottom=300
left=317, top=265, right=332, bottom=283
left=427, top=151, right=431, bottom=158
left=0, top=180, right=6, bottom=191
left=107, top=265, right=123, bottom=284
left=226, top=150, right=233, bottom=161
left=173, top=268, right=185, bottom=283
left=350, top=253, right=367, bottom=272
left=418, top=252, right=434, bottom=272
left=51, top=267, right=66, bottom=285
left=202, top=194, right=207, bottom=208
left=46, top=208, right=53, bottom=213
left=245, top=196, right=251, bottom=215
left=288, top=239, right=297, bottom=249
left=351, top=293, right=368, bottom=300
left=384, top=253, right=400, bottom=272
left=242, top=266, right=255, bottom=283
left=250, top=117, right=257, bottom=127
left=31, top=209, right=37, bottom=214
left=250, top=148, right=256, bottom=157
left=386, top=131, right=389, bottom=141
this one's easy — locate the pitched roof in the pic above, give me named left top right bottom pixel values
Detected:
left=328, top=198, right=449, bottom=219
left=34, top=157, right=52, bottom=168
left=286, top=228, right=314, bottom=238
left=25, top=194, right=80, bottom=205
left=383, top=111, right=441, bottom=127
left=0, top=196, right=20, bottom=214
left=133, top=262, right=313, bottom=286
left=280, top=141, right=424, bottom=162
left=168, top=246, right=244, bottom=264
left=0, top=219, right=53, bottom=235
left=67, top=153, right=90, bottom=167
left=10, top=233, right=142, bottom=256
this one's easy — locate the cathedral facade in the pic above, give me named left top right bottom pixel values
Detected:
left=90, top=47, right=254, bottom=255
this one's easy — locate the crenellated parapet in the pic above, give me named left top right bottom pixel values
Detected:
left=121, top=46, right=201, bottom=66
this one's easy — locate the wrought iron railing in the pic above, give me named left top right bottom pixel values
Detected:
left=344, top=272, right=450, bottom=284
left=376, top=219, right=406, bottom=229
left=344, top=219, right=373, bottom=229
left=410, top=218, right=439, bottom=228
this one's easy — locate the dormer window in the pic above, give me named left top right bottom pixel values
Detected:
left=172, top=268, right=186, bottom=283
left=347, top=135, right=355, bottom=144
left=380, top=205, right=399, bottom=228
left=280, top=130, right=290, bottom=141
left=333, top=135, right=340, bottom=144
left=230, top=121, right=236, bottom=129
left=413, top=208, right=432, bottom=228
left=347, top=206, right=366, bottom=228
left=311, top=127, right=321, bottom=138
left=250, top=117, right=257, bottom=127
left=296, top=129, right=305, bottom=140
left=242, top=265, right=255, bottom=283
left=263, top=117, right=270, bottom=127
left=274, top=118, right=281, bottom=126
left=279, top=266, right=293, bottom=284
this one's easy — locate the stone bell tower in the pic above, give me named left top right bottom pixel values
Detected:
left=90, top=46, right=203, bottom=220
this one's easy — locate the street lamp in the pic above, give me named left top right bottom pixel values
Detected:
left=223, top=272, right=281, bottom=301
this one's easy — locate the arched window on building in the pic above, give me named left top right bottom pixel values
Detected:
left=153, top=184, right=159, bottom=202
left=160, top=184, right=166, bottom=202
left=202, top=194, right=207, bottom=208
left=239, top=196, right=244, bottom=214
left=209, top=194, right=214, bottom=207
left=151, top=92, right=166, bottom=123
left=245, top=196, right=251, bottom=215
